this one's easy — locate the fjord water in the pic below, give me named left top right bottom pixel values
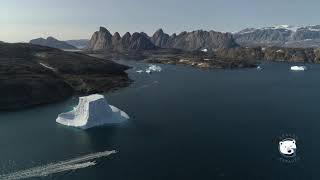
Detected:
left=1, top=61, right=320, bottom=179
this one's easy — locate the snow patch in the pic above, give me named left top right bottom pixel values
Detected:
left=39, top=63, right=55, bottom=71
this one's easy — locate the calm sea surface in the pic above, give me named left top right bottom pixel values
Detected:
left=0, top=60, right=320, bottom=180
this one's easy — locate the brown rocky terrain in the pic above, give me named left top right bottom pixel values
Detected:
left=0, top=43, right=131, bottom=110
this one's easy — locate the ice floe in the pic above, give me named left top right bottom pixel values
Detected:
left=56, top=94, right=129, bottom=129
left=201, top=48, right=208, bottom=52
left=136, top=64, right=162, bottom=74
left=290, top=66, right=307, bottom=71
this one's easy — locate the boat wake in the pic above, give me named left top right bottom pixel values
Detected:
left=0, top=150, right=116, bottom=180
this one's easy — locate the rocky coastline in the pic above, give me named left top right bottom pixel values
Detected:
left=0, top=43, right=131, bottom=110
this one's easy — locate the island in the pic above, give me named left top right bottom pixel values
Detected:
left=0, top=42, right=131, bottom=110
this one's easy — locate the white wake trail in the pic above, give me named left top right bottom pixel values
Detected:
left=0, top=150, right=116, bottom=180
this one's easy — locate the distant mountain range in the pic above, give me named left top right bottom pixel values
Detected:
left=30, top=37, right=78, bottom=50
left=150, top=28, right=238, bottom=51
left=86, top=27, right=238, bottom=52
left=234, top=25, right=320, bottom=48
left=29, top=25, right=320, bottom=52
left=66, top=39, right=89, bottom=49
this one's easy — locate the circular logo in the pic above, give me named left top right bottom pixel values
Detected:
left=279, top=138, right=297, bottom=157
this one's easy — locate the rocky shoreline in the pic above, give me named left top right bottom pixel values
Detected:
left=0, top=43, right=132, bottom=110
left=86, top=46, right=320, bottom=69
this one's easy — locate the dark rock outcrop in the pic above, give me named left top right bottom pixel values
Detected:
left=88, top=27, right=113, bottom=50
left=87, top=27, right=155, bottom=51
left=30, top=37, right=78, bottom=50
left=151, top=29, right=170, bottom=47
left=0, top=43, right=131, bottom=110
left=151, top=29, right=238, bottom=51
left=87, top=27, right=237, bottom=52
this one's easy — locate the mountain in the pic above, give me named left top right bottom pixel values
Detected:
left=151, top=29, right=239, bottom=51
left=87, top=27, right=156, bottom=51
left=66, top=39, right=89, bottom=49
left=234, top=25, right=320, bottom=48
left=30, top=37, right=78, bottom=50
left=87, top=27, right=238, bottom=52
left=0, top=42, right=131, bottom=110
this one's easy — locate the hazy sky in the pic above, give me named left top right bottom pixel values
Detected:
left=1, top=0, right=319, bottom=42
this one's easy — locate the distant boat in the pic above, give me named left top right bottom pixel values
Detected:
left=290, top=66, right=307, bottom=71
left=257, top=66, right=262, bottom=70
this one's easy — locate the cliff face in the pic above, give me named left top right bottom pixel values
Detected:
left=87, top=27, right=156, bottom=51
left=87, top=27, right=238, bottom=52
left=88, top=27, right=113, bottom=50
left=151, top=29, right=239, bottom=51
left=30, top=37, right=77, bottom=50
left=0, top=43, right=131, bottom=110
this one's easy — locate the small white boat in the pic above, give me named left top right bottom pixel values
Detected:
left=145, top=69, right=152, bottom=74
left=290, top=66, right=307, bottom=71
left=257, top=66, right=262, bottom=70
left=136, top=70, right=144, bottom=73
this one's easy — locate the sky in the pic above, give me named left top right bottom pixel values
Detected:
left=1, top=0, right=319, bottom=42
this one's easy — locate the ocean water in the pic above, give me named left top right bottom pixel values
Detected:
left=0, top=61, right=320, bottom=179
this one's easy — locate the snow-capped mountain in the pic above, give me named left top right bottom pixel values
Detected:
left=234, top=25, right=320, bottom=48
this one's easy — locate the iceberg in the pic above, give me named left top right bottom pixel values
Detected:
left=290, top=66, right=307, bottom=71
left=201, top=48, right=208, bottom=52
left=56, top=94, right=129, bottom=129
left=136, top=70, right=144, bottom=73
left=146, top=65, right=162, bottom=73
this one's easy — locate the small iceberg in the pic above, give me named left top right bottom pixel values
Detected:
left=56, top=94, right=129, bottom=129
left=201, top=48, right=208, bottom=52
left=147, top=65, right=162, bottom=72
left=290, top=66, right=307, bottom=71
left=136, top=70, right=144, bottom=73
left=135, top=65, right=162, bottom=74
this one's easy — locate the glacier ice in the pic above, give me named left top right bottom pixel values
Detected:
left=56, top=94, right=129, bottom=129
left=290, top=66, right=307, bottom=71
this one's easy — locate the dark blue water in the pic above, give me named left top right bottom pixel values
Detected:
left=0, top=61, right=320, bottom=180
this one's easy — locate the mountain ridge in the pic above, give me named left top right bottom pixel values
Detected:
left=30, top=37, right=78, bottom=50
left=234, top=25, right=320, bottom=48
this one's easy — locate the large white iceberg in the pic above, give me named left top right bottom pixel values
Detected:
left=56, top=94, right=129, bottom=129
left=290, top=66, right=307, bottom=71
